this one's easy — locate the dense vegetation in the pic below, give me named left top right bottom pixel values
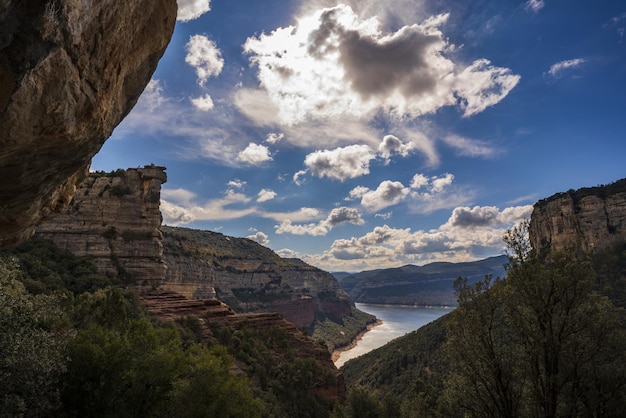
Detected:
left=0, top=239, right=334, bottom=417
left=341, top=223, right=626, bottom=417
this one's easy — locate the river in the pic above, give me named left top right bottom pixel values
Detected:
left=334, top=303, right=454, bottom=368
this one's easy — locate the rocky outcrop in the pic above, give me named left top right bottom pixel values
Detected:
left=162, top=226, right=354, bottom=329
left=0, top=0, right=177, bottom=248
left=529, top=179, right=626, bottom=254
left=36, top=166, right=167, bottom=286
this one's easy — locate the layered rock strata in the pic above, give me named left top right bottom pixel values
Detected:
left=529, top=179, right=626, bottom=253
left=36, top=166, right=167, bottom=286
left=0, top=0, right=177, bottom=248
left=162, top=226, right=354, bottom=329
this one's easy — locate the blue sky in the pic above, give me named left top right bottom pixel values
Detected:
left=92, top=0, right=626, bottom=272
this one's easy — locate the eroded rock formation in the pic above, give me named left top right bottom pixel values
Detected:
left=36, top=166, right=167, bottom=286
left=529, top=178, right=626, bottom=253
left=0, top=0, right=177, bottom=248
left=162, top=226, right=354, bottom=329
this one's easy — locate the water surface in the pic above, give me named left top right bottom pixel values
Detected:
left=335, top=303, right=453, bottom=368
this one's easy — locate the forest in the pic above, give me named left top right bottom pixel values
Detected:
left=2, top=222, right=625, bottom=417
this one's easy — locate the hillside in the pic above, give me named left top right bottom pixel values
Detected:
left=337, top=255, right=508, bottom=306
left=340, top=180, right=626, bottom=417
left=161, top=226, right=376, bottom=350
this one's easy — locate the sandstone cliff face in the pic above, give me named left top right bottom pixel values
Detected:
left=162, top=226, right=353, bottom=329
left=36, top=166, right=167, bottom=286
left=529, top=179, right=626, bottom=254
left=0, top=0, right=176, bottom=248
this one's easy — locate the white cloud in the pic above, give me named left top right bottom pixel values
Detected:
left=274, top=206, right=364, bottom=236
left=190, top=94, right=215, bottom=111
left=227, top=179, right=246, bottom=190
left=524, top=0, right=545, bottom=14
left=322, top=207, right=365, bottom=227
left=247, top=230, right=270, bottom=246
left=161, top=188, right=256, bottom=223
left=305, top=203, right=533, bottom=271
left=257, top=189, right=277, bottom=202
left=161, top=199, right=196, bottom=225
left=275, top=220, right=329, bottom=236
left=410, top=174, right=429, bottom=189
left=430, top=173, right=454, bottom=193
left=177, top=0, right=211, bottom=22
left=378, top=135, right=414, bottom=161
left=293, top=170, right=308, bottom=186
left=265, top=132, right=284, bottom=144
left=305, top=144, right=375, bottom=181
left=262, top=207, right=323, bottom=223
left=454, top=59, right=521, bottom=117
left=358, top=181, right=411, bottom=212
left=547, top=58, right=587, bottom=78
left=185, top=35, right=224, bottom=86
left=237, top=143, right=272, bottom=165
left=241, top=5, right=519, bottom=127
left=442, top=134, right=499, bottom=158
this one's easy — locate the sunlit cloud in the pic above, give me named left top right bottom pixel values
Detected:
left=257, top=189, right=277, bottom=202
left=237, top=143, right=273, bottom=165
left=190, top=94, right=215, bottom=111
left=247, top=230, right=270, bottom=246
left=274, top=206, right=364, bottom=236
left=185, top=35, right=224, bottom=86
left=305, top=145, right=375, bottom=181
left=240, top=4, right=519, bottom=129
left=303, top=204, right=532, bottom=271
left=177, top=0, right=212, bottom=22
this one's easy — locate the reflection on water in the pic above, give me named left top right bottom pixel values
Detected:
left=335, top=303, right=453, bottom=368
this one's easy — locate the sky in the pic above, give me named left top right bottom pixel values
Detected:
left=92, top=0, right=626, bottom=272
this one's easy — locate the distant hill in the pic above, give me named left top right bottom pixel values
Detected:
left=337, top=255, right=508, bottom=306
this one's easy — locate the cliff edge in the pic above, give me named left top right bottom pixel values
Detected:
left=36, top=166, right=167, bottom=286
left=529, top=178, right=626, bottom=254
left=0, top=0, right=176, bottom=248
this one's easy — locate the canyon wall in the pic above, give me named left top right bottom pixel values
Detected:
left=162, top=226, right=354, bottom=329
left=0, top=0, right=176, bottom=248
left=36, top=166, right=167, bottom=286
left=529, top=179, right=626, bottom=254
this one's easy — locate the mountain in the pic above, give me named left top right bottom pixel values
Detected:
left=35, top=167, right=375, bottom=351
left=341, top=179, right=626, bottom=416
left=338, top=255, right=508, bottom=306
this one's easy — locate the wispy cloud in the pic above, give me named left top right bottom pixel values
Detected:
left=524, top=0, right=545, bottom=14
left=442, top=134, right=500, bottom=158
left=547, top=58, right=587, bottom=78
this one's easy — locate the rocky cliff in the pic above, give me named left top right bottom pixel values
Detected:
left=36, top=166, right=167, bottom=286
left=529, top=179, right=626, bottom=254
left=0, top=0, right=176, bottom=248
left=162, top=226, right=356, bottom=329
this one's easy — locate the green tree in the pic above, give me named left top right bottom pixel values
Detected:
left=0, top=256, right=70, bottom=417
left=166, top=345, right=263, bottom=418
left=445, top=222, right=626, bottom=417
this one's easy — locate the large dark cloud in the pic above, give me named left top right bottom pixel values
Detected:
left=308, top=9, right=441, bottom=99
